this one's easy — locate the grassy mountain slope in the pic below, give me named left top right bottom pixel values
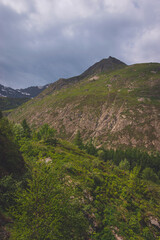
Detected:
left=37, top=56, right=126, bottom=96
left=8, top=127, right=160, bottom=239
left=8, top=60, right=160, bottom=151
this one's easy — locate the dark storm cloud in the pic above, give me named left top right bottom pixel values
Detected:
left=0, top=0, right=160, bottom=88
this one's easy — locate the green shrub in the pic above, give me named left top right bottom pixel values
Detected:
left=142, top=167, right=159, bottom=183
left=35, top=124, right=57, bottom=146
left=10, top=162, right=89, bottom=240
left=119, top=158, right=130, bottom=170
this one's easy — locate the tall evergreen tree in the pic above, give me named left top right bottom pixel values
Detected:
left=0, top=110, right=3, bottom=119
left=10, top=162, right=89, bottom=239
left=74, top=130, right=84, bottom=149
left=21, top=119, right=31, bottom=138
left=85, top=139, right=97, bottom=156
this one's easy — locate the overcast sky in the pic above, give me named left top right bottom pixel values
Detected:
left=0, top=0, right=160, bottom=88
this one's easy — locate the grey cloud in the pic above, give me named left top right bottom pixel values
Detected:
left=0, top=0, right=160, bottom=88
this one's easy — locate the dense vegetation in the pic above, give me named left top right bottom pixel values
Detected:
left=74, top=131, right=160, bottom=183
left=0, top=97, right=29, bottom=111
left=0, top=111, right=25, bottom=239
left=0, top=116, right=160, bottom=239
left=0, top=114, right=25, bottom=177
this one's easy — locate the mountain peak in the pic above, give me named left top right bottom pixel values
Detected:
left=81, top=56, right=126, bottom=77
left=97, top=56, right=126, bottom=67
left=42, top=57, right=127, bottom=95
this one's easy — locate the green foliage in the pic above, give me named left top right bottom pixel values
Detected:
left=100, top=147, right=160, bottom=182
left=85, top=139, right=98, bottom=156
left=0, top=116, right=26, bottom=239
left=21, top=119, right=31, bottom=138
left=142, top=167, right=159, bottom=183
left=0, top=175, right=21, bottom=211
left=13, top=123, right=25, bottom=142
left=0, top=117, right=25, bottom=176
left=74, top=133, right=98, bottom=156
left=142, top=227, right=154, bottom=240
left=0, top=97, right=28, bottom=111
left=74, top=130, right=84, bottom=149
left=97, top=150, right=106, bottom=160
left=0, top=110, right=3, bottom=119
left=35, top=124, right=57, bottom=145
left=119, top=158, right=130, bottom=170
left=10, top=162, right=89, bottom=240
left=6, top=137, right=160, bottom=239
left=0, top=118, right=160, bottom=239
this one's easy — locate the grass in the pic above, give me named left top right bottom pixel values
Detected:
left=8, top=63, right=160, bottom=151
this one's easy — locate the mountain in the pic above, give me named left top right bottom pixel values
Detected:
left=8, top=57, right=160, bottom=151
left=0, top=84, right=48, bottom=98
left=41, top=56, right=126, bottom=95
left=82, top=56, right=126, bottom=75
left=18, top=85, right=49, bottom=98
left=0, top=84, right=49, bottom=111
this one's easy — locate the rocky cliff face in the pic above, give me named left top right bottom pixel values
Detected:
left=8, top=58, right=160, bottom=151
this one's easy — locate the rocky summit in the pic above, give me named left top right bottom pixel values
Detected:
left=8, top=57, right=160, bottom=151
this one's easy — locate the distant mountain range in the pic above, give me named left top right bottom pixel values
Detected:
left=0, top=84, right=49, bottom=98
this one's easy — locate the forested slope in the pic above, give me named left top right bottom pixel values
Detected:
left=0, top=117, right=160, bottom=239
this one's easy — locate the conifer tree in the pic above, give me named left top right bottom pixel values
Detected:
left=85, top=139, right=97, bottom=156
left=0, top=110, right=3, bottom=119
left=21, top=119, right=31, bottom=138
left=74, top=130, right=84, bottom=149
left=10, top=162, right=88, bottom=239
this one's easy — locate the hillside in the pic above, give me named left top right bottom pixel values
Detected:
left=0, top=119, right=160, bottom=239
left=8, top=57, right=160, bottom=151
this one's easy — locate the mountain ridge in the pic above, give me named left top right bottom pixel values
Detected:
left=0, top=84, right=48, bottom=99
left=8, top=58, right=160, bottom=151
left=41, top=56, right=127, bottom=96
left=1, top=56, right=125, bottom=100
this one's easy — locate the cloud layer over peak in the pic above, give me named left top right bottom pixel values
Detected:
left=0, top=0, right=160, bottom=88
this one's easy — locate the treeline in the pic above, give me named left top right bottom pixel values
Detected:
left=0, top=97, right=28, bottom=111
left=74, top=130, right=160, bottom=183
left=14, top=119, right=57, bottom=144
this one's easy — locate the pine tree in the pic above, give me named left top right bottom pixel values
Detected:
left=74, top=130, right=84, bottom=149
left=85, top=139, right=97, bottom=156
left=21, top=119, right=31, bottom=138
left=0, top=110, right=3, bottom=119
left=10, top=162, right=88, bottom=239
